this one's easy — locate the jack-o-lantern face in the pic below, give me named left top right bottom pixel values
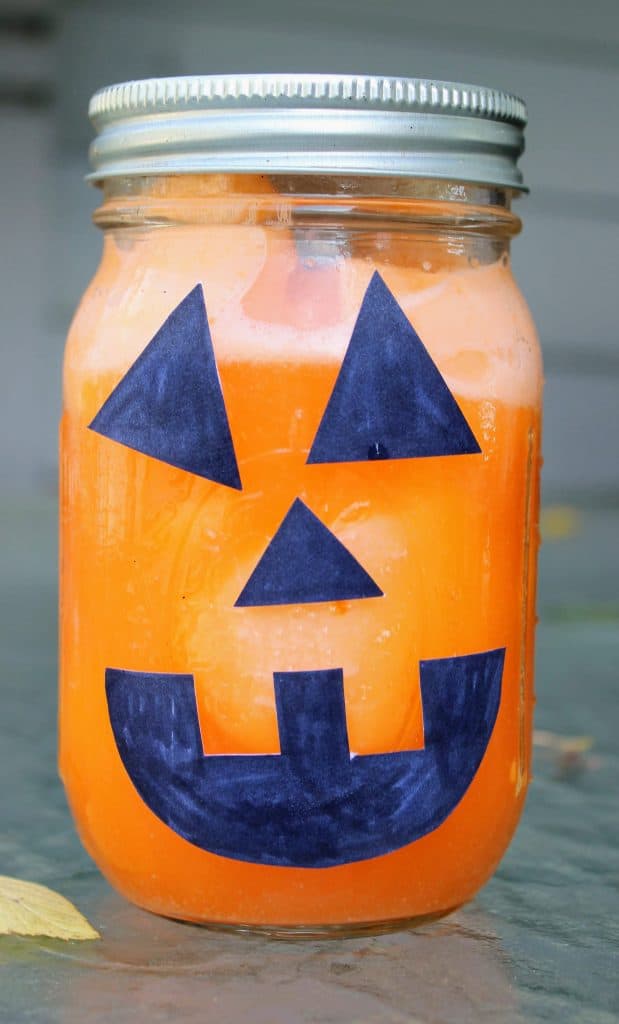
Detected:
left=90, top=273, right=504, bottom=869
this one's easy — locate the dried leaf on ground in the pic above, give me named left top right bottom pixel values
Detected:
left=533, top=730, right=597, bottom=780
left=0, top=875, right=100, bottom=940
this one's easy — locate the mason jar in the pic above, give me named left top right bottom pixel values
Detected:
left=59, top=74, right=542, bottom=936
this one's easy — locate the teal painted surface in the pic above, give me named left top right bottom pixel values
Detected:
left=0, top=497, right=617, bottom=1023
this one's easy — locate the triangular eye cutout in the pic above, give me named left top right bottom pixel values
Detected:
left=235, top=498, right=383, bottom=607
left=89, top=285, right=242, bottom=490
left=307, top=272, right=481, bottom=464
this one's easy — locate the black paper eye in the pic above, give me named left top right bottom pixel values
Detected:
left=307, top=272, right=481, bottom=465
left=89, top=285, right=242, bottom=490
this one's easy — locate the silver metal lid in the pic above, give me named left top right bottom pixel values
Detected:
left=88, top=73, right=527, bottom=190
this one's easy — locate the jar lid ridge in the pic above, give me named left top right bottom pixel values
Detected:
left=88, top=72, right=527, bottom=190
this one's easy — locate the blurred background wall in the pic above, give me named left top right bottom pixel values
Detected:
left=2, top=0, right=618, bottom=498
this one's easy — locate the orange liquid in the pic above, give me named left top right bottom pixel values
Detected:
left=60, top=209, right=542, bottom=929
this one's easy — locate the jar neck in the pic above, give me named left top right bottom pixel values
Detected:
left=95, top=173, right=518, bottom=229
left=94, top=174, right=520, bottom=270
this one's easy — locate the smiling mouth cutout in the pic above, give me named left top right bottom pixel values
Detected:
left=90, top=273, right=503, bottom=869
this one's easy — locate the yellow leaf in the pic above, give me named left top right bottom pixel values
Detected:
left=540, top=505, right=582, bottom=542
left=0, top=875, right=100, bottom=940
left=533, top=729, right=594, bottom=753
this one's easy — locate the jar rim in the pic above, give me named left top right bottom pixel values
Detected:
left=87, top=73, right=528, bottom=192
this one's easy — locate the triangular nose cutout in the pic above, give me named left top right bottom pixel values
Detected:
left=235, top=499, right=383, bottom=607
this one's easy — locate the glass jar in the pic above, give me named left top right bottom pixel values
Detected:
left=59, top=75, right=542, bottom=936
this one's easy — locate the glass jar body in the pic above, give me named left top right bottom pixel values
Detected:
left=59, top=175, right=542, bottom=934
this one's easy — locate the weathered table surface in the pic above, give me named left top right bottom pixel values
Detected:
left=1, top=497, right=617, bottom=1023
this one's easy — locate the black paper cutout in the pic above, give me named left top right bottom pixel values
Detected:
left=234, top=498, right=383, bottom=607
left=307, top=271, right=481, bottom=464
left=89, top=284, right=242, bottom=490
left=106, top=648, right=504, bottom=867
